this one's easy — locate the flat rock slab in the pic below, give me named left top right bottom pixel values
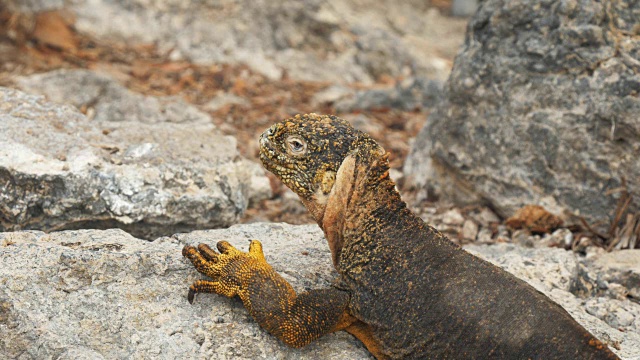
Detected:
left=404, top=0, right=640, bottom=222
left=0, top=84, right=271, bottom=239
left=1, top=223, right=639, bottom=359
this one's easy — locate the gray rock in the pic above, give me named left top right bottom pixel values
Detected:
left=584, top=297, right=639, bottom=333
left=0, top=85, right=271, bottom=239
left=2, top=0, right=63, bottom=12
left=0, top=224, right=371, bottom=359
left=575, top=251, right=640, bottom=334
left=465, top=243, right=578, bottom=293
left=461, top=219, right=478, bottom=241
left=404, top=0, right=640, bottom=223
left=442, top=208, right=465, bottom=226
left=451, top=0, right=479, bottom=17
left=335, top=77, right=442, bottom=112
left=17, top=69, right=212, bottom=124
left=1, top=226, right=638, bottom=359
left=6, top=0, right=464, bottom=83
left=311, top=85, right=354, bottom=107
left=343, top=114, right=384, bottom=136
left=581, top=250, right=640, bottom=300
left=511, top=228, right=574, bottom=249
left=203, top=92, right=250, bottom=112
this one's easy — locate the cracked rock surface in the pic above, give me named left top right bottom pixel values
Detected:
left=0, top=85, right=271, bottom=239
left=0, top=224, right=639, bottom=359
left=405, top=0, right=640, bottom=222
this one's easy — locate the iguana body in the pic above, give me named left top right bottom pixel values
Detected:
left=183, top=114, right=619, bottom=359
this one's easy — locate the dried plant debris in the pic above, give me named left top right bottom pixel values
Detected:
left=572, top=179, right=639, bottom=251
left=505, top=205, right=563, bottom=234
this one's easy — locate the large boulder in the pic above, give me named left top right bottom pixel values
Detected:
left=0, top=224, right=638, bottom=359
left=0, top=84, right=271, bottom=239
left=2, top=0, right=467, bottom=83
left=404, top=0, right=640, bottom=223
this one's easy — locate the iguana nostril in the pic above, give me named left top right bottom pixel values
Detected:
left=260, top=126, right=276, bottom=146
left=259, top=131, right=269, bottom=146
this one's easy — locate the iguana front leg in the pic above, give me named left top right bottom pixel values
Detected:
left=182, top=241, right=352, bottom=348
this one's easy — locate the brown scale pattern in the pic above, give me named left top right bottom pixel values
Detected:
left=184, top=114, right=620, bottom=359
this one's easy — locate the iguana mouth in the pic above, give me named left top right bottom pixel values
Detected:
left=258, top=132, right=280, bottom=170
left=258, top=151, right=280, bottom=175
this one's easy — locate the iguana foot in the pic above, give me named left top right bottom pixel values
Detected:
left=182, top=240, right=267, bottom=304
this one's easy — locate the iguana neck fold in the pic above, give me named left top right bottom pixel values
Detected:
left=301, top=145, right=402, bottom=267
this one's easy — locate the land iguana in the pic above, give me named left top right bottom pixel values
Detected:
left=182, top=113, right=619, bottom=359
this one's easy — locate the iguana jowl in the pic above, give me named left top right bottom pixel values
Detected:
left=183, top=113, right=619, bottom=359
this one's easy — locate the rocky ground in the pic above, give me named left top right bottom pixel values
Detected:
left=1, top=224, right=639, bottom=359
left=0, top=1, right=468, bottom=228
left=1, top=0, right=639, bottom=359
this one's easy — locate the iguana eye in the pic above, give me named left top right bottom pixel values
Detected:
left=286, top=136, right=307, bottom=155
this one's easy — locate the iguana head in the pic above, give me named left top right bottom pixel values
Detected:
left=259, top=113, right=379, bottom=202
left=260, top=113, right=392, bottom=265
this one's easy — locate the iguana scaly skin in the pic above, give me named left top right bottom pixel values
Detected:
left=183, top=113, right=620, bottom=359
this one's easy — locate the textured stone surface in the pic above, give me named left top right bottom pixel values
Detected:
left=0, top=85, right=271, bottom=238
left=0, top=224, right=371, bottom=359
left=451, top=0, right=478, bottom=17
left=334, top=77, right=442, bottom=112
left=581, top=249, right=640, bottom=300
left=1, top=224, right=638, bottom=359
left=17, top=69, right=213, bottom=125
left=4, top=0, right=466, bottom=83
left=3, top=0, right=63, bottom=12
left=404, top=0, right=640, bottom=222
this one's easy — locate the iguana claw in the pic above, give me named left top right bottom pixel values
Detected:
left=182, top=240, right=268, bottom=302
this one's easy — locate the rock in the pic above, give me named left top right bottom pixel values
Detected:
left=465, top=243, right=578, bottom=292
left=202, top=92, right=250, bottom=112
left=343, top=114, right=384, bottom=136
left=476, top=227, right=493, bottom=244
left=495, top=224, right=510, bottom=242
left=6, top=0, right=466, bottom=83
left=1, top=226, right=637, bottom=359
left=465, top=243, right=640, bottom=358
left=510, top=228, right=574, bottom=249
left=335, top=77, right=442, bottom=112
left=0, top=223, right=640, bottom=359
left=311, top=85, right=354, bottom=107
left=542, top=228, right=574, bottom=249
left=442, top=208, right=464, bottom=226
left=584, top=298, right=639, bottom=332
left=0, top=224, right=372, bottom=359
left=451, top=0, right=479, bottom=17
left=460, top=219, right=478, bottom=241
left=17, top=69, right=212, bottom=124
left=510, top=229, right=537, bottom=247
left=0, top=85, right=271, bottom=239
left=3, top=0, right=62, bottom=12
left=470, top=207, right=500, bottom=227
left=404, top=0, right=640, bottom=223
left=587, top=250, right=640, bottom=300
